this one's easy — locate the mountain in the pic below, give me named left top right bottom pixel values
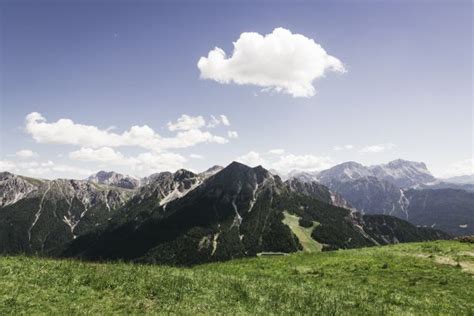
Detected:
left=0, top=173, right=132, bottom=255
left=199, top=165, right=224, bottom=178
left=413, top=181, right=474, bottom=192
left=62, top=162, right=447, bottom=265
left=316, top=159, right=436, bottom=188
left=369, top=159, right=436, bottom=188
left=87, top=171, right=140, bottom=189
left=442, top=174, right=474, bottom=185
left=318, top=161, right=373, bottom=183
left=320, top=176, right=410, bottom=219
left=284, top=177, right=353, bottom=210
left=0, top=172, right=43, bottom=207
left=402, top=188, right=474, bottom=236
left=300, top=160, right=474, bottom=236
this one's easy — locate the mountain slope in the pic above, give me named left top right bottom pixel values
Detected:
left=0, top=175, right=132, bottom=255
left=63, top=162, right=448, bottom=265
left=403, top=188, right=474, bottom=236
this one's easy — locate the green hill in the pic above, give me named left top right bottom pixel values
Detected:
left=1, top=240, right=473, bottom=314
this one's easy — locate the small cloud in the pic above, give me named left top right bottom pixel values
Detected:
left=69, top=147, right=127, bottom=164
left=15, top=149, right=38, bottom=159
left=220, top=115, right=230, bottom=126
left=198, top=27, right=346, bottom=98
left=236, top=151, right=266, bottom=167
left=268, top=149, right=285, bottom=155
left=236, top=150, right=332, bottom=174
left=359, top=143, right=396, bottom=153
left=227, top=131, right=239, bottom=139
left=190, top=153, right=204, bottom=159
left=333, top=145, right=354, bottom=151
left=167, top=114, right=206, bottom=131
left=207, top=114, right=231, bottom=128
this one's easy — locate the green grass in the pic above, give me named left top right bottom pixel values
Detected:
left=282, top=211, right=322, bottom=252
left=0, top=240, right=473, bottom=315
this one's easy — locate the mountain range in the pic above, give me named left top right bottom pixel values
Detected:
left=0, top=160, right=455, bottom=265
left=288, top=159, right=473, bottom=236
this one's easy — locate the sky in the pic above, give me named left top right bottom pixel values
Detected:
left=0, top=0, right=472, bottom=179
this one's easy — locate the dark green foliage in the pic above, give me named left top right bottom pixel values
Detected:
left=363, top=214, right=450, bottom=244
left=298, top=217, right=313, bottom=228
left=273, top=192, right=373, bottom=250
left=404, top=188, right=474, bottom=236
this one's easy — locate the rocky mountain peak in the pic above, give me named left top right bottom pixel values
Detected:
left=370, top=159, right=435, bottom=188
left=87, top=171, right=139, bottom=189
left=318, top=161, right=372, bottom=183
left=0, top=172, right=42, bottom=207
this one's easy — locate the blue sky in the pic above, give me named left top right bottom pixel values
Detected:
left=0, top=0, right=472, bottom=179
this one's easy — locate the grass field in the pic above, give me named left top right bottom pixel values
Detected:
left=0, top=240, right=473, bottom=315
left=282, top=211, right=322, bottom=252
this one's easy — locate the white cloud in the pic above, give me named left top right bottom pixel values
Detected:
left=0, top=159, right=92, bottom=179
left=69, top=147, right=187, bottom=176
left=359, top=143, right=396, bottom=153
left=441, top=158, right=474, bottom=177
left=20, top=112, right=239, bottom=178
left=25, top=112, right=231, bottom=151
left=268, top=149, right=285, bottom=155
left=236, top=151, right=332, bottom=174
left=132, top=152, right=186, bottom=175
left=271, top=154, right=332, bottom=173
left=167, top=114, right=206, bottom=131
left=15, top=149, right=38, bottom=159
left=207, top=115, right=231, bottom=128
left=0, top=160, right=16, bottom=171
left=227, top=131, right=239, bottom=138
left=236, top=151, right=266, bottom=167
left=69, top=147, right=128, bottom=164
left=198, top=27, right=346, bottom=98
left=220, top=115, right=230, bottom=126
left=190, top=153, right=204, bottom=159
left=333, top=145, right=354, bottom=151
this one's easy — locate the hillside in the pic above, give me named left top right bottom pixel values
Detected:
left=62, top=162, right=447, bottom=265
left=0, top=240, right=472, bottom=314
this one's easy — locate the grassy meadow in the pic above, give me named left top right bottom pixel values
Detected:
left=0, top=240, right=472, bottom=315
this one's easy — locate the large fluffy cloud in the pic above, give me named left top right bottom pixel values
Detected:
left=198, top=27, right=346, bottom=97
left=25, top=112, right=230, bottom=151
